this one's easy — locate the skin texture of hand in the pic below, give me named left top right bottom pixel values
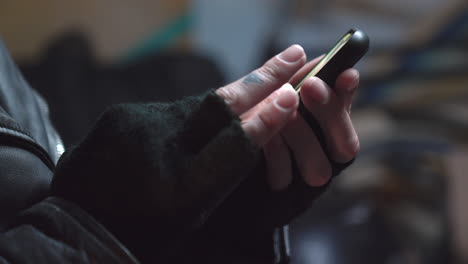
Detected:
left=216, top=44, right=360, bottom=191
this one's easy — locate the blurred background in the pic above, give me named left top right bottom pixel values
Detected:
left=1, top=0, right=467, bottom=263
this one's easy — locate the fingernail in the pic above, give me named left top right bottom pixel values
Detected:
left=277, top=45, right=304, bottom=63
left=307, top=77, right=329, bottom=104
left=274, top=83, right=297, bottom=111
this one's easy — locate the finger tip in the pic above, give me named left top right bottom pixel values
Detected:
left=345, top=68, right=359, bottom=77
left=301, top=77, right=330, bottom=105
left=301, top=161, right=332, bottom=187
left=291, top=44, right=304, bottom=53
left=282, top=82, right=295, bottom=91
left=275, top=83, right=299, bottom=110
left=333, top=136, right=360, bottom=163
left=291, top=44, right=307, bottom=62
left=336, top=69, right=360, bottom=92
left=305, top=168, right=332, bottom=187
left=277, top=44, right=306, bottom=64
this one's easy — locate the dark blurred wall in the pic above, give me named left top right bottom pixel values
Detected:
left=0, top=0, right=189, bottom=62
left=19, top=32, right=224, bottom=146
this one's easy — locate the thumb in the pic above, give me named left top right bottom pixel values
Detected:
left=242, top=83, right=298, bottom=146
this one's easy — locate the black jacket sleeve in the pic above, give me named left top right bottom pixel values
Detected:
left=0, top=197, right=138, bottom=264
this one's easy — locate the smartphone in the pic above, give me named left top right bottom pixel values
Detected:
left=294, top=28, right=369, bottom=92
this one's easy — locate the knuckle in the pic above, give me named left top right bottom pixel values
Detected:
left=262, top=89, right=282, bottom=105
left=258, top=62, right=284, bottom=83
left=258, top=110, right=277, bottom=132
left=217, top=86, right=242, bottom=112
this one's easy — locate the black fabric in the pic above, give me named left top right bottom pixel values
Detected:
left=0, top=197, right=138, bottom=264
left=0, top=38, right=61, bottom=162
left=0, top=38, right=58, bottom=231
left=0, top=145, right=52, bottom=230
left=51, top=91, right=261, bottom=263
left=51, top=89, right=355, bottom=263
left=0, top=37, right=137, bottom=264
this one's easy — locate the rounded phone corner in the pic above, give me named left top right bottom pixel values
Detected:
left=347, top=28, right=370, bottom=55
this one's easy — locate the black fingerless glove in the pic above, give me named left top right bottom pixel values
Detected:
left=50, top=90, right=354, bottom=263
left=51, top=91, right=260, bottom=263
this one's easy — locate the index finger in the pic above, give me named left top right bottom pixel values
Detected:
left=216, top=45, right=306, bottom=115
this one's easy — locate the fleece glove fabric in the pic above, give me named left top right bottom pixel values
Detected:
left=51, top=90, right=352, bottom=263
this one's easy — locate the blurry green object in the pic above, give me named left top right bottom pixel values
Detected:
left=122, top=11, right=193, bottom=63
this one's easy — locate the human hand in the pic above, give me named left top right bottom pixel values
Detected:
left=216, top=44, right=360, bottom=190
